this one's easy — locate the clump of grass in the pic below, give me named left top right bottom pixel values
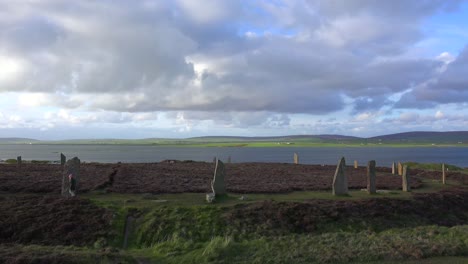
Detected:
left=5, top=159, right=17, bottom=164
left=134, top=206, right=227, bottom=247
left=146, top=225, right=468, bottom=264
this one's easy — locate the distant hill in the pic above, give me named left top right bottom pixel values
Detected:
left=0, top=138, right=39, bottom=144
left=369, top=131, right=468, bottom=144
left=0, top=131, right=467, bottom=145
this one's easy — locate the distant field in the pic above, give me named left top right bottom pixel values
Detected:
left=1, top=131, right=467, bottom=147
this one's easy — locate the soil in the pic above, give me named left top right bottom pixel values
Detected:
left=0, top=161, right=426, bottom=194
left=0, top=194, right=113, bottom=246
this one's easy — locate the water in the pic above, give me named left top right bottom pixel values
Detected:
left=1, top=145, right=467, bottom=167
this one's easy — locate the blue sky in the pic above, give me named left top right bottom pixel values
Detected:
left=0, top=0, right=467, bottom=140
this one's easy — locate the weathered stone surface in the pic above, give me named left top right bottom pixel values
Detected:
left=211, top=159, right=226, bottom=196
left=206, top=193, right=215, bottom=203
left=354, top=160, right=358, bottom=169
left=442, top=163, right=446, bottom=185
left=60, top=153, right=66, bottom=166
left=392, top=162, right=396, bottom=175
left=62, top=157, right=80, bottom=197
left=332, top=157, right=348, bottom=195
left=398, top=162, right=403, bottom=176
left=293, top=153, right=299, bottom=164
left=367, top=160, right=376, bottom=194
left=402, top=165, right=410, bottom=192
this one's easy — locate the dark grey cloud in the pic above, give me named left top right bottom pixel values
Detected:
left=396, top=45, right=468, bottom=109
left=0, top=0, right=465, bottom=122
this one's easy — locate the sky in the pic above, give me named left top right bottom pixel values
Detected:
left=0, top=0, right=468, bottom=140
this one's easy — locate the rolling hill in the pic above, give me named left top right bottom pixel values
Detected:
left=0, top=131, right=467, bottom=146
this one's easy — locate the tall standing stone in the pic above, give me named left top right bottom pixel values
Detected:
left=402, top=165, right=410, bottom=192
left=354, top=160, right=358, bottom=169
left=211, top=159, right=226, bottom=196
left=60, top=153, right=66, bottom=167
left=293, top=153, right=299, bottom=164
left=17, top=156, right=22, bottom=165
left=333, top=157, right=348, bottom=195
left=392, top=162, right=396, bottom=175
left=367, top=160, right=376, bottom=194
left=62, top=157, right=80, bottom=197
left=398, top=162, right=403, bottom=176
left=442, top=163, right=446, bottom=185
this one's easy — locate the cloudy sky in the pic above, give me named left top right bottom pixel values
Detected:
left=1, top=0, right=468, bottom=139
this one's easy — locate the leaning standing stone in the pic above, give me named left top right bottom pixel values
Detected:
left=212, top=159, right=226, bottom=196
left=62, top=157, right=80, bottom=197
left=333, top=157, right=348, bottom=195
left=367, top=160, right=376, bottom=194
left=402, top=165, right=410, bottom=192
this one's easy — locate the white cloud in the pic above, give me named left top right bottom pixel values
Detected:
left=0, top=0, right=466, bottom=138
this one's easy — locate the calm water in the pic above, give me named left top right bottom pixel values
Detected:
left=1, top=145, right=467, bottom=167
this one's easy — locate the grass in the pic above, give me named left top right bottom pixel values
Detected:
left=0, top=244, right=137, bottom=264
left=84, top=188, right=413, bottom=210
left=124, top=225, right=468, bottom=264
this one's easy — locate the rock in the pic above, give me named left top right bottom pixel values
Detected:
left=402, top=165, right=410, bottom=192
left=294, top=153, right=299, bottom=164
left=206, top=193, right=216, bottom=203
left=212, top=159, right=226, bottom=195
left=442, top=163, right=446, bottom=185
left=333, top=157, right=348, bottom=195
left=60, top=153, right=66, bottom=166
left=367, top=160, right=376, bottom=194
left=62, top=157, right=80, bottom=197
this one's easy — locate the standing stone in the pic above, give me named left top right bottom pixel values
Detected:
left=293, top=153, right=299, bottom=164
left=62, top=157, right=80, bottom=197
left=211, top=159, right=226, bottom=196
left=60, top=153, right=66, bottom=166
left=354, top=160, right=358, bottom=169
left=17, top=156, right=22, bottom=165
left=398, top=162, right=403, bottom=176
left=332, top=157, right=348, bottom=195
left=402, top=165, right=410, bottom=192
left=391, top=162, right=396, bottom=175
left=367, top=160, right=376, bottom=194
left=442, top=163, right=446, bottom=185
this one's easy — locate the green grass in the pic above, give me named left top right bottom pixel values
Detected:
left=0, top=244, right=136, bottom=264
left=405, top=162, right=467, bottom=173
left=84, top=188, right=412, bottom=210
left=125, top=225, right=468, bottom=264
